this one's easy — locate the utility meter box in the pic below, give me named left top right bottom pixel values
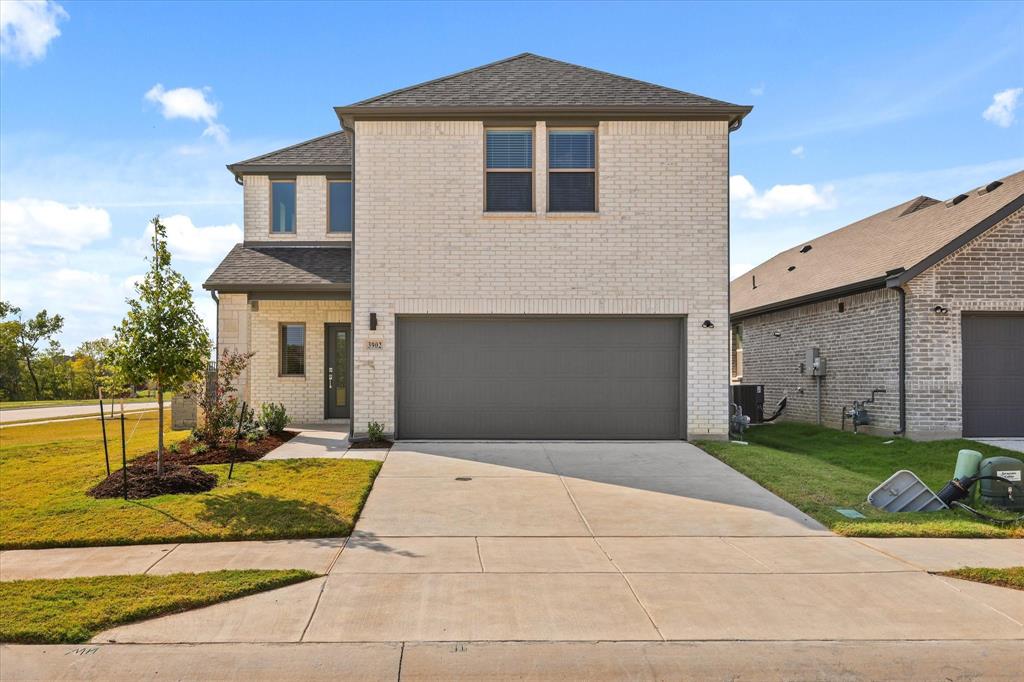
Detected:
left=979, top=456, right=1024, bottom=511
left=804, top=347, right=827, bottom=376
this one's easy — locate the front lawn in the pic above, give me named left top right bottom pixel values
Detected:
left=0, top=411, right=380, bottom=549
left=939, top=566, right=1024, bottom=591
left=698, top=422, right=1023, bottom=538
left=0, top=570, right=316, bottom=643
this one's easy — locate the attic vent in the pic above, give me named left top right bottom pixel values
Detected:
left=787, top=266, right=796, bottom=272
left=982, top=180, right=1004, bottom=194
left=800, top=245, right=812, bottom=253
left=752, top=275, right=757, bottom=289
left=948, top=193, right=969, bottom=207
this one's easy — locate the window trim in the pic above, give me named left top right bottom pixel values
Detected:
left=269, top=179, right=297, bottom=234
left=547, top=127, right=598, bottom=213
left=278, top=322, right=306, bottom=377
left=326, top=179, right=353, bottom=234
left=483, top=126, right=535, bottom=213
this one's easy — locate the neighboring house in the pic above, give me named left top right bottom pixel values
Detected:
left=730, top=171, right=1023, bottom=440
left=205, top=53, right=751, bottom=440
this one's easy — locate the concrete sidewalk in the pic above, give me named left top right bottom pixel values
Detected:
left=0, top=402, right=158, bottom=424
left=87, top=441, right=1024, bottom=645
left=4, top=640, right=1022, bottom=681
left=0, top=538, right=346, bottom=581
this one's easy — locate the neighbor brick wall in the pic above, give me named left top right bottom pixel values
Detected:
left=352, top=119, right=731, bottom=439
left=736, top=288, right=900, bottom=434
left=903, top=206, right=1024, bottom=439
left=243, top=174, right=351, bottom=243
left=216, top=293, right=250, bottom=402
left=246, top=299, right=352, bottom=423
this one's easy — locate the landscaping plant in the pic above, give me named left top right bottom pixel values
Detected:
left=109, top=217, right=211, bottom=474
left=367, top=420, right=385, bottom=443
left=258, top=402, right=290, bottom=435
left=184, top=349, right=255, bottom=445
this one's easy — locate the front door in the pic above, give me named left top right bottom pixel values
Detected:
left=324, top=324, right=350, bottom=419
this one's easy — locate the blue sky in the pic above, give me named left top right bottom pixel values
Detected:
left=2, top=0, right=1022, bottom=348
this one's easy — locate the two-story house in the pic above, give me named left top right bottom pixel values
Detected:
left=204, top=53, right=751, bottom=441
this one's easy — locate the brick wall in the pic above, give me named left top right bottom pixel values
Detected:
left=352, top=119, right=731, bottom=439
left=245, top=299, right=352, bottom=423
left=736, top=288, right=900, bottom=434
left=243, top=174, right=351, bottom=243
left=903, top=207, right=1024, bottom=439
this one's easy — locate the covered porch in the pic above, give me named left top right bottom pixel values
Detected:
left=204, top=243, right=352, bottom=425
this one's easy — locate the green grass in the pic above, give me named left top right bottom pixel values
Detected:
left=0, top=570, right=316, bottom=643
left=697, top=422, right=1023, bottom=538
left=1, top=396, right=163, bottom=410
left=939, top=566, right=1024, bottom=591
left=0, top=411, right=381, bottom=549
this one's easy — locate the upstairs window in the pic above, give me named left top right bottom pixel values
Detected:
left=279, top=323, right=305, bottom=376
left=271, top=180, right=296, bottom=233
left=328, top=180, right=352, bottom=233
left=485, top=129, right=533, bottom=212
left=548, top=130, right=596, bottom=212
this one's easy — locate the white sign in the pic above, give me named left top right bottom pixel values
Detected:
left=996, top=470, right=1021, bottom=482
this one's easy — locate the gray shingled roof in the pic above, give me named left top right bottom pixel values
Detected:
left=227, top=131, right=351, bottom=175
left=731, top=171, right=1024, bottom=317
left=339, top=53, right=749, bottom=113
left=204, top=244, right=351, bottom=292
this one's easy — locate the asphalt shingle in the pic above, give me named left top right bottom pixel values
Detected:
left=203, top=244, right=351, bottom=291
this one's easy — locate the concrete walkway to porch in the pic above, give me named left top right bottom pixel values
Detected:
left=260, top=421, right=387, bottom=461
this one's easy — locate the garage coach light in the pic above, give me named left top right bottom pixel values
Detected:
left=933, top=305, right=949, bottom=315
left=702, top=320, right=715, bottom=329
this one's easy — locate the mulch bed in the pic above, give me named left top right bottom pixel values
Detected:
left=348, top=439, right=393, bottom=450
left=88, top=462, right=217, bottom=499
left=131, top=431, right=297, bottom=466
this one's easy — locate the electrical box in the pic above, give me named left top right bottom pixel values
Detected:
left=804, top=347, right=827, bottom=376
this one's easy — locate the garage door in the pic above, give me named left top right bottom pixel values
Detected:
left=396, top=317, right=685, bottom=439
left=962, top=314, right=1024, bottom=438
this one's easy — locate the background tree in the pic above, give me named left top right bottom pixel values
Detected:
left=0, top=302, right=22, bottom=400
left=110, top=217, right=211, bottom=474
left=10, top=305, right=64, bottom=400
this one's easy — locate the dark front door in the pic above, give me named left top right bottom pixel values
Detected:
left=325, top=324, right=350, bottom=419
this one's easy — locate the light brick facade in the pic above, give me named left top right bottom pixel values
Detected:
left=243, top=174, right=351, bottom=243
left=734, top=207, right=1023, bottom=439
left=352, top=119, right=731, bottom=439
left=216, top=294, right=353, bottom=422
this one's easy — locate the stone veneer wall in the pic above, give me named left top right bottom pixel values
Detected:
left=243, top=174, right=351, bottom=243
left=903, top=206, right=1023, bottom=439
left=352, top=119, right=731, bottom=439
left=736, top=288, right=901, bottom=434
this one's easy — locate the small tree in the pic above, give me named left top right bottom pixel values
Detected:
left=111, top=217, right=211, bottom=474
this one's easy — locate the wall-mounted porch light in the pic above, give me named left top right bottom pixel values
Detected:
left=370, top=312, right=378, bottom=330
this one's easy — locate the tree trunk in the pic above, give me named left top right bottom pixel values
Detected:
left=24, top=356, right=40, bottom=400
left=157, top=384, right=164, bottom=476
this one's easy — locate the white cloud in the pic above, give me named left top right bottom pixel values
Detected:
left=142, top=214, right=241, bottom=263
left=0, top=198, right=111, bottom=250
left=730, top=175, right=836, bottom=219
left=982, top=87, right=1023, bottom=128
left=0, top=0, right=67, bottom=64
left=750, top=83, right=765, bottom=96
left=144, top=84, right=229, bottom=144
left=791, top=145, right=805, bottom=159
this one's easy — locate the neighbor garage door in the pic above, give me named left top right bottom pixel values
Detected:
left=396, top=317, right=685, bottom=439
left=962, top=314, right=1024, bottom=438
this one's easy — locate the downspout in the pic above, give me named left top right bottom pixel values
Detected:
left=894, top=286, right=906, bottom=436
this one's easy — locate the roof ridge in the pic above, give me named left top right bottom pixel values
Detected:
left=231, top=130, right=346, bottom=166
left=345, top=52, right=739, bottom=109
left=346, top=53, right=536, bottom=107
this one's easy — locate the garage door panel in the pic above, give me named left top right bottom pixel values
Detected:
left=397, top=318, right=684, bottom=439
left=962, top=314, right=1024, bottom=438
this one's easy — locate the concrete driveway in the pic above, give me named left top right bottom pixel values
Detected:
left=93, top=441, right=1024, bottom=647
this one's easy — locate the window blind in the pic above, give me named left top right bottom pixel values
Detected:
left=486, top=131, right=533, bottom=168
left=280, top=324, right=305, bottom=375
left=548, top=131, right=595, bottom=169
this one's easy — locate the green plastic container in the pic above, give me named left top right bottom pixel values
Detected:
left=954, top=449, right=983, bottom=501
left=979, top=456, right=1024, bottom=511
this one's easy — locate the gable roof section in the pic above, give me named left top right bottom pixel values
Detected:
left=227, top=131, right=351, bottom=178
left=203, top=244, right=351, bottom=292
left=335, top=53, right=751, bottom=126
left=731, top=170, right=1024, bottom=318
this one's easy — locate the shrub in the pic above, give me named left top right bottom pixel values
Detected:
left=192, top=442, right=209, bottom=456
left=183, top=349, right=253, bottom=445
left=168, top=442, right=180, bottom=455
left=258, top=402, right=290, bottom=435
left=367, top=420, right=385, bottom=443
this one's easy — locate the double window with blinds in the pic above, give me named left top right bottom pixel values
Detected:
left=484, top=127, right=597, bottom=213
